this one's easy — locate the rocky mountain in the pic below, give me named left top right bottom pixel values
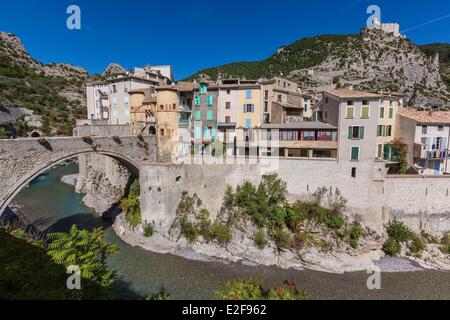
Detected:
left=0, top=32, right=88, bottom=137
left=188, top=28, right=450, bottom=109
left=102, top=63, right=127, bottom=78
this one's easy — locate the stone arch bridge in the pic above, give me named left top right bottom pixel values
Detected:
left=0, top=135, right=156, bottom=215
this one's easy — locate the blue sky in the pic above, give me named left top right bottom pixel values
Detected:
left=0, top=0, right=449, bottom=80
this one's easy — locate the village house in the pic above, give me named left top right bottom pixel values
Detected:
left=396, top=109, right=450, bottom=175
left=85, top=66, right=172, bottom=125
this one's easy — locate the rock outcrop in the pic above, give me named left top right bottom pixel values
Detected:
left=102, top=63, right=127, bottom=78
left=75, top=154, right=131, bottom=215
left=0, top=32, right=88, bottom=79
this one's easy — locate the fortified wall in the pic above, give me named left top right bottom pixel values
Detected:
left=140, top=157, right=450, bottom=235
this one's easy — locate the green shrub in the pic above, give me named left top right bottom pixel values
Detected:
left=272, top=229, right=291, bottom=250
left=143, top=223, right=154, bottom=238
left=409, top=235, right=426, bottom=256
left=215, top=278, right=307, bottom=300
left=212, top=223, right=232, bottom=246
left=382, top=237, right=401, bottom=256
left=348, top=224, right=362, bottom=249
left=293, top=231, right=315, bottom=250
left=121, top=180, right=142, bottom=230
left=254, top=229, right=268, bottom=250
left=386, top=220, right=413, bottom=242
left=440, top=232, right=450, bottom=254
left=325, top=213, right=345, bottom=230
left=179, top=217, right=199, bottom=244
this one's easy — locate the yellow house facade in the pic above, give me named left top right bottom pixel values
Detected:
left=237, top=84, right=262, bottom=129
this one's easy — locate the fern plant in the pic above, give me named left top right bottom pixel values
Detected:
left=47, top=225, right=119, bottom=288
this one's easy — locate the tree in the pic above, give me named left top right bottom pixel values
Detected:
left=47, top=225, right=119, bottom=287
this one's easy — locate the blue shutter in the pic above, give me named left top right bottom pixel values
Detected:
left=251, top=104, right=254, bottom=113
left=243, top=104, right=247, bottom=113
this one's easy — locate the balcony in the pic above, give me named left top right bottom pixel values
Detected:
left=414, top=143, right=449, bottom=159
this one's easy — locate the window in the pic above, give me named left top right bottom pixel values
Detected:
left=199, top=84, right=207, bottom=94
left=325, top=97, right=329, bottom=104
left=225, top=102, right=231, bottom=109
left=377, top=125, right=385, bottom=137
left=347, top=100, right=354, bottom=106
left=246, top=90, right=253, bottom=99
left=124, top=96, right=129, bottom=105
left=346, top=106, right=355, bottom=118
left=278, top=94, right=282, bottom=102
left=361, top=106, right=370, bottom=119
left=422, top=126, right=427, bottom=134
left=348, top=126, right=364, bottom=139
left=386, top=125, right=392, bottom=137
left=351, top=167, right=357, bottom=178
left=264, top=90, right=269, bottom=100
left=377, top=144, right=383, bottom=158
left=207, top=96, right=213, bottom=106
left=389, top=108, right=394, bottom=119
left=245, top=119, right=252, bottom=128
left=112, top=85, right=117, bottom=93
left=243, top=104, right=254, bottom=113
left=226, top=90, right=231, bottom=95
left=160, top=128, right=165, bottom=136
left=225, top=116, right=231, bottom=123
left=194, top=96, right=200, bottom=106
left=324, top=111, right=328, bottom=119
left=379, top=107, right=385, bottom=119
left=264, top=101, right=268, bottom=112
left=195, top=111, right=201, bottom=121
left=159, top=105, right=164, bottom=111
left=351, top=147, right=360, bottom=161
left=172, top=103, right=176, bottom=110
left=362, top=100, right=369, bottom=106
left=206, top=111, right=213, bottom=120
left=438, top=125, right=444, bottom=132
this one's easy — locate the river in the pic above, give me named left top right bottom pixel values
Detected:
left=12, top=164, right=450, bottom=300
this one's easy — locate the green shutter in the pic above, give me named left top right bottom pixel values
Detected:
left=359, top=126, right=364, bottom=139
left=348, top=126, right=353, bottom=139
left=351, top=147, right=359, bottom=161
left=383, top=144, right=390, bottom=160
left=389, top=108, right=394, bottom=119
left=380, top=107, right=384, bottom=118
left=211, top=127, right=216, bottom=139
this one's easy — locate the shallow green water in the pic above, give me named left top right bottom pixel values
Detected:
left=13, top=164, right=450, bottom=300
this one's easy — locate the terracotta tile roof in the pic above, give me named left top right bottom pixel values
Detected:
left=397, top=109, right=450, bottom=124
left=326, top=89, right=386, bottom=99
